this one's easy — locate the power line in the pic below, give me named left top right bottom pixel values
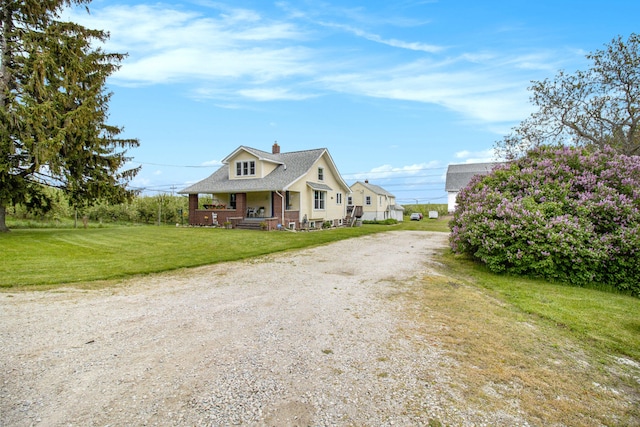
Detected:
left=341, top=166, right=448, bottom=177
left=133, top=161, right=219, bottom=168
left=129, top=163, right=450, bottom=196
left=131, top=160, right=447, bottom=175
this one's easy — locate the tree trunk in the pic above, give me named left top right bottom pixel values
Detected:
left=0, top=204, right=9, bottom=232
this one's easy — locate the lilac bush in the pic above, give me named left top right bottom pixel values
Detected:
left=449, top=146, right=640, bottom=295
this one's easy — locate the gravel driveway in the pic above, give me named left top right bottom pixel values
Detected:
left=1, top=231, right=527, bottom=426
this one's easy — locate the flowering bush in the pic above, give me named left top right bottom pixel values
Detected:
left=449, top=146, right=640, bottom=295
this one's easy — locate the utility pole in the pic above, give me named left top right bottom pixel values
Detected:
left=157, top=194, right=165, bottom=226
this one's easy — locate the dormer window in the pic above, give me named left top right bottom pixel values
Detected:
left=318, top=167, right=324, bottom=181
left=236, top=161, right=256, bottom=176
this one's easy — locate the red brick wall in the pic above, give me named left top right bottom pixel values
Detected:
left=188, top=194, right=199, bottom=224
left=188, top=193, right=249, bottom=226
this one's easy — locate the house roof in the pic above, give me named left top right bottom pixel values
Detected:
left=445, top=162, right=504, bottom=192
left=179, top=146, right=349, bottom=194
left=351, top=181, right=395, bottom=198
left=222, top=146, right=284, bottom=166
left=306, top=181, right=333, bottom=191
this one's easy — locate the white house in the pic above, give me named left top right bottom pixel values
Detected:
left=180, top=143, right=351, bottom=230
left=445, top=162, right=505, bottom=212
left=349, top=180, right=404, bottom=222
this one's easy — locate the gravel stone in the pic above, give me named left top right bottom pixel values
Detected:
left=0, top=231, right=531, bottom=426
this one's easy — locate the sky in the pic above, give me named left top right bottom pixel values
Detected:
left=65, top=0, right=640, bottom=204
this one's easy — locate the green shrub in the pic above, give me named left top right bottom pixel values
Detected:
left=86, top=201, right=138, bottom=223
left=449, top=146, right=640, bottom=295
left=362, top=219, right=398, bottom=225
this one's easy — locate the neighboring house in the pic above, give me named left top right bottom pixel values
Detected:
left=348, top=180, right=404, bottom=222
left=179, top=143, right=351, bottom=230
left=445, top=162, right=505, bottom=212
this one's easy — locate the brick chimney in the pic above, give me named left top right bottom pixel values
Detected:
left=272, top=141, right=280, bottom=154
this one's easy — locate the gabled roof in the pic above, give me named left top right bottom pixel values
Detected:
left=222, top=146, right=284, bottom=166
left=179, top=146, right=349, bottom=194
left=445, top=162, right=505, bottom=192
left=351, top=181, right=395, bottom=198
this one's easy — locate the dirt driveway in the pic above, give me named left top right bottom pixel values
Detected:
left=1, top=231, right=528, bottom=426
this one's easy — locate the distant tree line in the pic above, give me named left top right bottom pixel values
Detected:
left=6, top=187, right=189, bottom=226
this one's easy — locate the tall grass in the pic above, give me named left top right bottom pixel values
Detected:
left=438, top=251, right=640, bottom=362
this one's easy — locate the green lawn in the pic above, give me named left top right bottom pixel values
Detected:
left=0, top=215, right=451, bottom=288
left=0, top=224, right=389, bottom=287
left=439, top=251, right=640, bottom=362
left=401, top=215, right=451, bottom=232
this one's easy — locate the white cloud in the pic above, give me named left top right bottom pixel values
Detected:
left=346, top=162, right=441, bottom=180
left=130, top=176, right=152, bottom=188
left=237, top=87, right=317, bottom=101
left=67, top=4, right=314, bottom=87
left=453, top=148, right=499, bottom=163
left=318, top=21, right=444, bottom=53
left=65, top=3, right=562, bottom=127
left=319, top=56, right=538, bottom=123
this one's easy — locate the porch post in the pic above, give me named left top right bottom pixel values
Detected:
left=236, top=193, right=247, bottom=217
left=273, top=191, right=284, bottom=225
left=188, top=194, right=198, bottom=225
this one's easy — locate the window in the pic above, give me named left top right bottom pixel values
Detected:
left=229, top=193, right=237, bottom=209
left=365, top=196, right=372, bottom=205
left=336, top=193, right=342, bottom=205
left=318, top=167, right=324, bottom=181
left=236, top=161, right=256, bottom=176
left=314, top=191, right=325, bottom=209
left=347, top=196, right=353, bottom=205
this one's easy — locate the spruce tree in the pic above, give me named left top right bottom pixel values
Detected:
left=0, top=0, right=139, bottom=231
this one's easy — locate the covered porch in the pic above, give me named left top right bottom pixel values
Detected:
left=188, top=191, right=302, bottom=230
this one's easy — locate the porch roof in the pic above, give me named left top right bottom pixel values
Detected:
left=306, top=181, right=333, bottom=191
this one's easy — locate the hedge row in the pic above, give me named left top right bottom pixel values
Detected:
left=449, top=146, right=640, bottom=295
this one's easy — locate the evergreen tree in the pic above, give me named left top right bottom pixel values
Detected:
left=0, top=0, right=139, bottom=231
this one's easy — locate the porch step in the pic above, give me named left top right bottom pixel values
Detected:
left=235, top=221, right=263, bottom=230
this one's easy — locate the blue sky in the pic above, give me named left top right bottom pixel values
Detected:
left=66, top=0, right=639, bottom=204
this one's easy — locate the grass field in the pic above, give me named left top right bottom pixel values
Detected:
left=398, top=270, right=640, bottom=426
left=2, top=214, right=639, bottom=424
left=1, top=214, right=449, bottom=287
left=0, top=224, right=384, bottom=287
